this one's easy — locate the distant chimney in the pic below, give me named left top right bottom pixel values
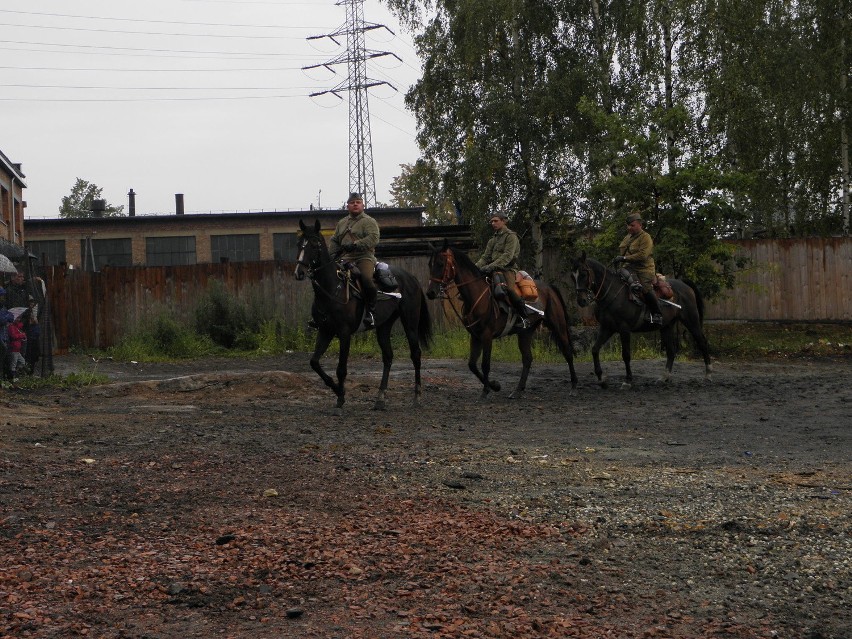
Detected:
left=175, top=193, right=184, bottom=215
left=91, top=199, right=106, bottom=218
left=128, top=189, right=136, bottom=217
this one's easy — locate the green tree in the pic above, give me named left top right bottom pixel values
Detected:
left=389, top=160, right=457, bottom=225
left=59, top=178, right=125, bottom=218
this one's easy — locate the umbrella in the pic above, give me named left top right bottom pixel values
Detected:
left=0, top=253, right=18, bottom=273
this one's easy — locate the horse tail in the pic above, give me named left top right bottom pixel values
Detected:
left=417, top=288, right=433, bottom=348
left=547, top=284, right=573, bottom=341
left=683, top=278, right=705, bottom=324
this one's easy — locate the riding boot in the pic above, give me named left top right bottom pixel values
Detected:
left=508, top=289, right=530, bottom=329
left=363, top=286, right=378, bottom=328
left=644, top=291, right=663, bottom=324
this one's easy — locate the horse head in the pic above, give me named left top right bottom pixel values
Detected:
left=426, top=240, right=453, bottom=300
left=295, top=219, right=329, bottom=281
left=571, top=251, right=597, bottom=307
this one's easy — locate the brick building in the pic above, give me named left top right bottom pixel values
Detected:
left=0, top=149, right=26, bottom=255
left=23, top=208, right=426, bottom=269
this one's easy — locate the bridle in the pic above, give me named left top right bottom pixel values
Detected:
left=296, top=235, right=350, bottom=303
left=573, top=260, right=613, bottom=306
left=429, top=248, right=492, bottom=326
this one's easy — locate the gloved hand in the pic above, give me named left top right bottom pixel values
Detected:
left=480, top=265, right=493, bottom=274
left=614, top=256, right=626, bottom=263
left=341, top=242, right=356, bottom=252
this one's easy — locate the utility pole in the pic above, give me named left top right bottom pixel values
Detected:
left=304, top=0, right=400, bottom=208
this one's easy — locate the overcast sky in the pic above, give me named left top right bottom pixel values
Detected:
left=2, top=0, right=422, bottom=218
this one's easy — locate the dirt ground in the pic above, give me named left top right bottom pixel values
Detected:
left=1, top=351, right=850, bottom=639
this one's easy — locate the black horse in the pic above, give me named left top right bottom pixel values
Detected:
left=427, top=241, right=578, bottom=400
left=294, top=219, right=432, bottom=412
left=571, top=252, right=713, bottom=387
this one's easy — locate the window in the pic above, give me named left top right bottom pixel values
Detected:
left=146, top=236, right=196, bottom=266
left=80, top=237, right=132, bottom=269
left=25, top=240, right=66, bottom=266
left=273, top=232, right=298, bottom=261
left=210, top=234, right=260, bottom=263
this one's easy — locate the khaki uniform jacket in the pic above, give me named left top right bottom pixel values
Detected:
left=329, top=212, right=380, bottom=264
left=475, top=227, right=521, bottom=274
left=618, top=229, right=656, bottom=283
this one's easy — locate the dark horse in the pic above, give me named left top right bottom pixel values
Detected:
left=426, top=241, right=578, bottom=399
left=571, top=252, right=713, bottom=388
left=294, top=219, right=433, bottom=412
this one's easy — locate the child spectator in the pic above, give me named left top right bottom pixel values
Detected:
left=7, top=316, right=27, bottom=379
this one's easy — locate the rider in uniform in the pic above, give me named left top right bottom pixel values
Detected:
left=329, top=192, right=380, bottom=328
left=475, top=210, right=530, bottom=328
left=614, top=211, right=663, bottom=324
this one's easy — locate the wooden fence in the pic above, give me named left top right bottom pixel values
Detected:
left=44, top=257, right=454, bottom=352
left=703, top=238, right=852, bottom=322
left=43, top=237, right=851, bottom=351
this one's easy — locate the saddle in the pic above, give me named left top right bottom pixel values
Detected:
left=618, top=269, right=675, bottom=304
left=340, top=261, right=400, bottom=299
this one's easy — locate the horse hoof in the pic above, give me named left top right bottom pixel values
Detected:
left=478, top=392, right=492, bottom=402
left=373, top=400, right=387, bottom=411
left=508, top=390, right=523, bottom=400
left=620, top=382, right=632, bottom=390
left=490, top=381, right=501, bottom=392
left=332, top=407, right=343, bottom=417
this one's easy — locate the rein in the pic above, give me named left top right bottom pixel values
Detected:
left=432, top=250, right=494, bottom=328
left=299, top=243, right=351, bottom=305
left=577, top=262, right=622, bottom=308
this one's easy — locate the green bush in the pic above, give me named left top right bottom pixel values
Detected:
left=194, top=280, right=250, bottom=348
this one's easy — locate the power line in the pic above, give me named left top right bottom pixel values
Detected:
left=0, top=39, right=296, bottom=57
left=0, top=8, right=317, bottom=29
left=0, top=21, right=303, bottom=39
left=0, top=64, right=302, bottom=72
left=0, top=94, right=306, bottom=102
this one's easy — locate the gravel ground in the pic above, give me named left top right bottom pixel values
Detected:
left=1, top=352, right=849, bottom=638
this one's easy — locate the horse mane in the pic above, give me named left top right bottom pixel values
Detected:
left=448, top=245, right=480, bottom=273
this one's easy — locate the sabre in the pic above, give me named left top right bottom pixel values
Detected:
left=660, top=299, right=682, bottom=309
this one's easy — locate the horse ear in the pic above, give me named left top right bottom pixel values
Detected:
left=314, top=219, right=321, bottom=233
left=299, top=219, right=306, bottom=231
left=580, top=250, right=587, bottom=262
left=441, top=239, right=449, bottom=250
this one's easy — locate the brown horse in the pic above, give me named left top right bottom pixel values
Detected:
left=571, top=252, right=713, bottom=388
left=427, top=241, right=578, bottom=400
left=294, top=219, right=432, bottom=413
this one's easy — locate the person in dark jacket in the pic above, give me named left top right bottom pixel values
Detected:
left=0, top=287, right=14, bottom=381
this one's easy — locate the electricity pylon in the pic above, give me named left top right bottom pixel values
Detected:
left=304, top=0, right=400, bottom=208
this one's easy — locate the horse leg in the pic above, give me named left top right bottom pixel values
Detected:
left=310, top=331, right=347, bottom=412
left=619, top=331, right=633, bottom=389
left=401, top=324, right=424, bottom=407
left=544, top=295, right=578, bottom=391
left=509, top=331, right=534, bottom=400
left=373, top=323, right=394, bottom=411
left=591, top=327, right=613, bottom=388
left=659, top=325, right=676, bottom=383
left=684, top=321, right=714, bottom=381
left=468, top=337, right=500, bottom=399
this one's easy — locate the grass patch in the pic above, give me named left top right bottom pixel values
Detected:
left=705, top=322, right=851, bottom=359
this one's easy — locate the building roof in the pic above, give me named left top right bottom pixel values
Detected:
left=24, top=207, right=424, bottom=229
left=0, top=148, right=26, bottom=185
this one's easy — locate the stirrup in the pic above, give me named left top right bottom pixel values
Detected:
left=649, top=313, right=663, bottom=325
left=363, top=311, right=375, bottom=328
